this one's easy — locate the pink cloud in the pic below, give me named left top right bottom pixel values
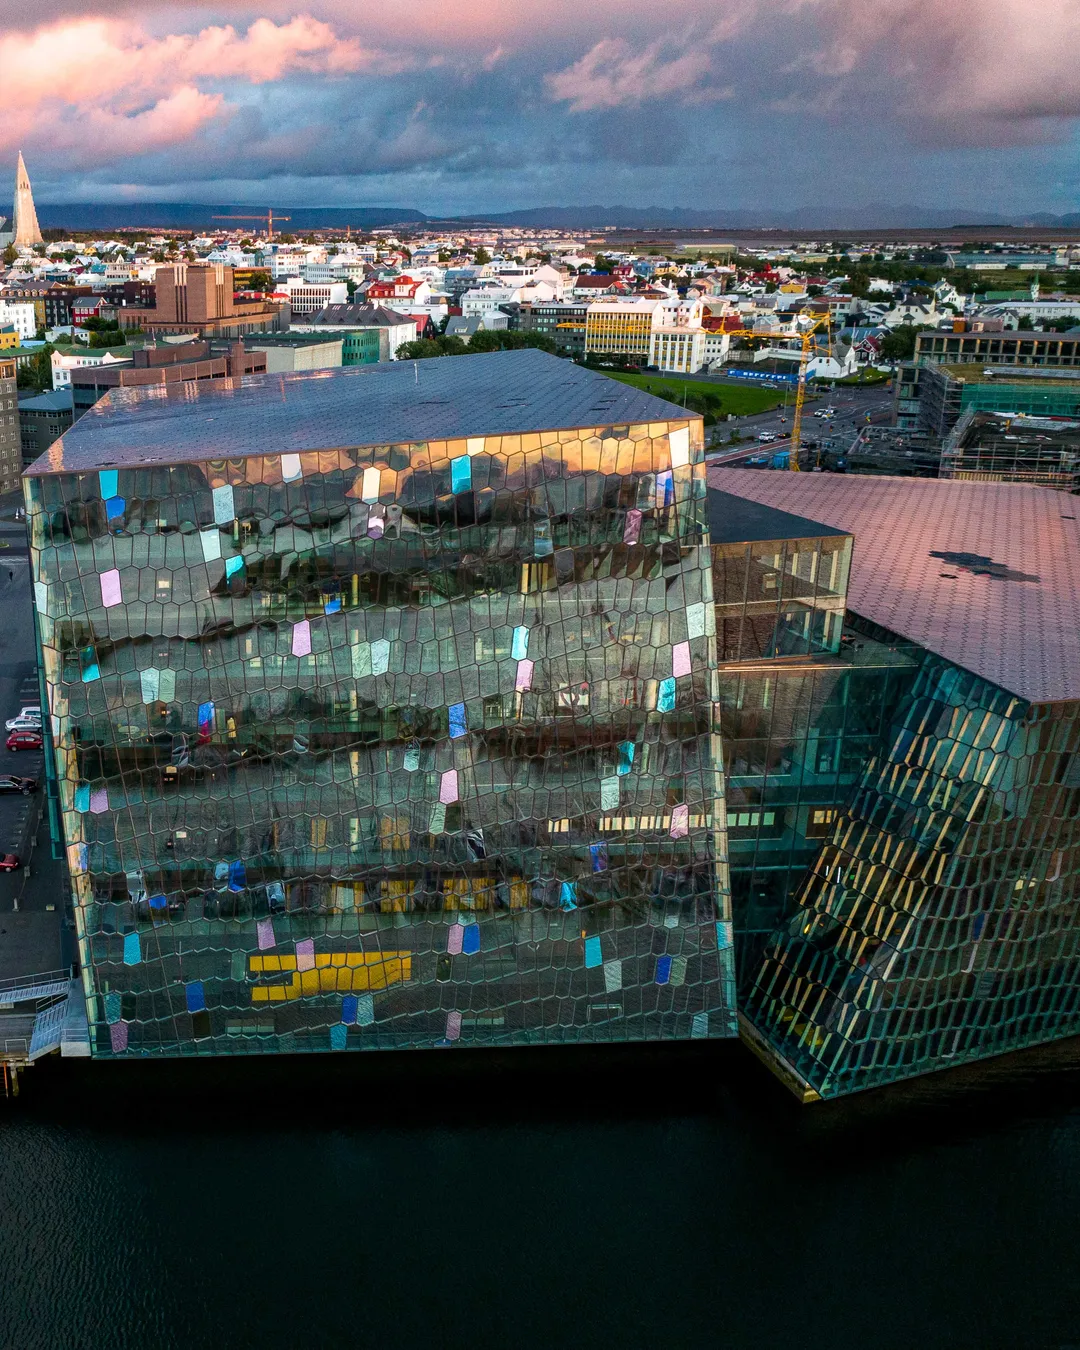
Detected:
left=546, top=38, right=715, bottom=111
left=0, top=14, right=378, bottom=159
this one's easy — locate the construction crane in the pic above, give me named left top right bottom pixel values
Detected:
left=211, top=210, right=291, bottom=242
left=787, top=310, right=834, bottom=471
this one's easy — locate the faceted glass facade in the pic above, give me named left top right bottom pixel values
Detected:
left=743, top=628, right=1080, bottom=1099
left=709, top=499, right=918, bottom=984
left=27, top=405, right=735, bottom=1056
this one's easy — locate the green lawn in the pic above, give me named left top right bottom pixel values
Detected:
left=603, top=371, right=791, bottom=416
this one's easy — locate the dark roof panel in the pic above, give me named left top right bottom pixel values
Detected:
left=26, top=349, right=696, bottom=477
left=707, top=486, right=849, bottom=544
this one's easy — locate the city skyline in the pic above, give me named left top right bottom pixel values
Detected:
left=0, top=1, right=1078, bottom=218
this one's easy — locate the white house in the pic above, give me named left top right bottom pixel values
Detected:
left=0, top=300, right=37, bottom=341
left=51, top=347, right=131, bottom=390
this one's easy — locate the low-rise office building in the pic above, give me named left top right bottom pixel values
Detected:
left=18, top=388, right=74, bottom=467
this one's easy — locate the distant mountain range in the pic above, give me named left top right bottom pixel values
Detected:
left=30, top=201, right=1080, bottom=232
left=35, top=203, right=427, bottom=231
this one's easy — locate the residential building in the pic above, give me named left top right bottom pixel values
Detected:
left=716, top=470, right=1080, bottom=1101
left=649, top=324, right=707, bottom=374
left=18, top=388, right=74, bottom=466
left=0, top=357, right=19, bottom=492
left=366, top=276, right=432, bottom=308
left=0, top=299, right=38, bottom=342
left=277, top=279, right=349, bottom=317
left=25, top=349, right=736, bottom=1059
left=292, top=304, right=418, bottom=361
left=1, top=283, right=93, bottom=330
left=52, top=346, right=132, bottom=391
left=0, top=328, right=18, bottom=351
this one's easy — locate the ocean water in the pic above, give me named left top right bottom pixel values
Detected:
left=2, top=1040, right=1080, bottom=1350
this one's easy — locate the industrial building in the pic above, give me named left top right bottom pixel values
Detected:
left=25, top=350, right=737, bottom=1058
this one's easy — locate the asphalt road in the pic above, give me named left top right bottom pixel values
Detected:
left=717, top=379, right=892, bottom=438
left=0, top=519, right=68, bottom=985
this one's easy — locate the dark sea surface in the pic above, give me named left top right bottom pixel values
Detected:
left=2, top=1040, right=1080, bottom=1350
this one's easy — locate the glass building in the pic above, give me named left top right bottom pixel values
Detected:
left=716, top=470, right=1080, bottom=1100
left=708, top=489, right=919, bottom=984
left=26, top=349, right=736, bottom=1057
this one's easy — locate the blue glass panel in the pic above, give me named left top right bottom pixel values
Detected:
left=657, top=678, right=676, bottom=713
left=584, top=935, right=603, bottom=968
left=123, top=932, right=141, bottom=966
left=448, top=702, right=467, bottom=739
left=590, top=842, right=608, bottom=872
left=341, top=995, right=358, bottom=1025
left=655, top=955, right=672, bottom=985
left=462, top=923, right=481, bottom=955
left=451, top=456, right=472, bottom=492
left=185, top=982, right=205, bottom=1013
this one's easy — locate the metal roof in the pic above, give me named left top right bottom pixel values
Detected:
left=709, top=468, right=1080, bottom=704
left=26, top=349, right=695, bottom=476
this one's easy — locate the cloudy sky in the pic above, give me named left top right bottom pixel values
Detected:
left=1, top=0, right=1078, bottom=215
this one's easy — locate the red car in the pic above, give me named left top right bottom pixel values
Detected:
left=0, top=854, right=20, bottom=872
left=6, top=730, right=42, bottom=752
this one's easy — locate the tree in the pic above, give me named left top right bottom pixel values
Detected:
left=473, top=247, right=491, bottom=265
left=2, top=244, right=15, bottom=266
left=878, top=324, right=932, bottom=362
left=243, top=270, right=271, bottom=293
left=16, top=343, right=55, bottom=393
left=1017, top=315, right=1035, bottom=331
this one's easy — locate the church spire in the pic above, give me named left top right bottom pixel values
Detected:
left=13, top=152, right=43, bottom=248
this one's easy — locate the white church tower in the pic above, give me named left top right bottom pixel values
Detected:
left=12, top=152, right=43, bottom=248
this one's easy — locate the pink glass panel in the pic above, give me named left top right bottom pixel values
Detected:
left=291, top=620, right=311, bottom=657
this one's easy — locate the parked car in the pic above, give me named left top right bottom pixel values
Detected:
left=5, top=715, right=42, bottom=733
left=0, top=776, right=36, bottom=795
left=6, top=730, right=42, bottom=751
left=756, top=432, right=778, bottom=442
left=0, top=854, right=21, bottom=872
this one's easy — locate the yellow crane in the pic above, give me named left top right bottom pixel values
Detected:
left=211, top=209, right=291, bottom=242
left=787, top=310, right=834, bottom=471
left=708, top=309, right=834, bottom=469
